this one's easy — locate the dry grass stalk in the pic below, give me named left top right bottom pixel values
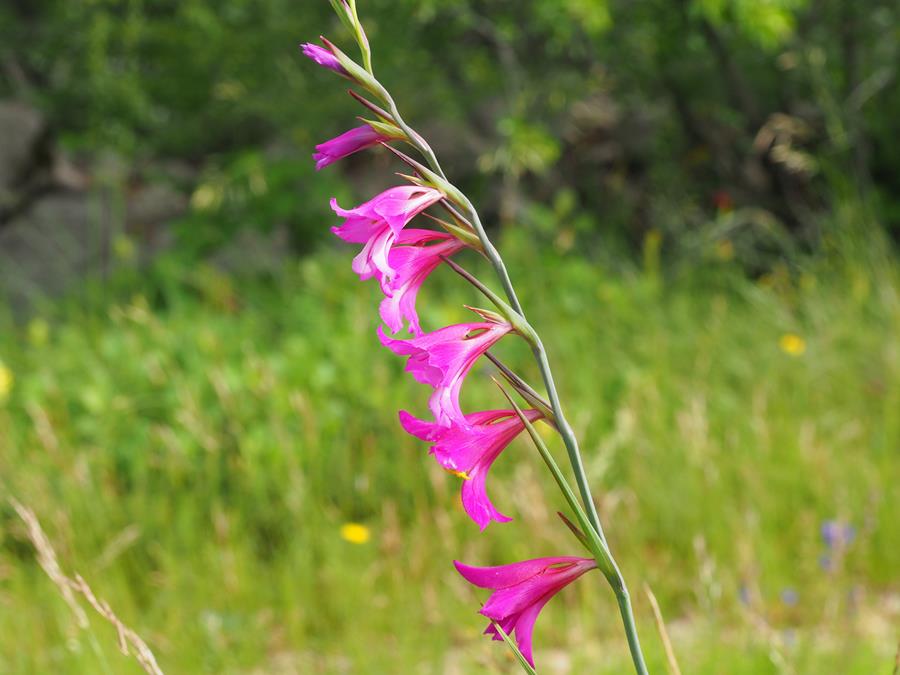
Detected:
left=9, top=498, right=164, bottom=675
left=643, top=582, right=683, bottom=675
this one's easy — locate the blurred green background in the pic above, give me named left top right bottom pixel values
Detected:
left=0, top=1, right=898, bottom=673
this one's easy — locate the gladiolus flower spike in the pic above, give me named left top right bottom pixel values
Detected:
left=454, top=557, right=597, bottom=667
left=305, top=5, right=650, bottom=674
left=400, top=409, right=542, bottom=530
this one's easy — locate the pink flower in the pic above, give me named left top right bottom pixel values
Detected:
left=400, top=409, right=542, bottom=529
left=300, top=42, right=347, bottom=76
left=331, top=186, right=443, bottom=282
left=379, top=229, right=466, bottom=336
left=379, top=319, right=513, bottom=428
left=314, top=126, right=390, bottom=171
left=454, top=556, right=597, bottom=667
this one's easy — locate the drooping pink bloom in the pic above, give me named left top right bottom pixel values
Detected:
left=379, top=229, right=466, bottom=336
left=314, top=126, right=390, bottom=171
left=300, top=42, right=347, bottom=76
left=331, top=186, right=443, bottom=282
left=400, top=409, right=542, bottom=529
left=378, top=319, right=513, bottom=428
left=454, top=556, right=597, bottom=667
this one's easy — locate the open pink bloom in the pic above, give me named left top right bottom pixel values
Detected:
left=314, top=126, right=389, bottom=170
left=379, top=230, right=466, bottom=336
left=379, top=319, right=513, bottom=428
left=455, top=556, right=597, bottom=667
left=331, top=187, right=443, bottom=282
left=300, top=43, right=347, bottom=76
left=400, top=409, right=542, bottom=529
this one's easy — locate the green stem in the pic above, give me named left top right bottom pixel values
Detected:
left=529, top=337, right=608, bottom=546
left=375, top=87, right=525, bottom=316
left=372, top=73, right=649, bottom=675
left=615, top=582, right=650, bottom=675
left=500, top=380, right=649, bottom=675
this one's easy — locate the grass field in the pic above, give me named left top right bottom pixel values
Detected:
left=0, top=229, right=898, bottom=673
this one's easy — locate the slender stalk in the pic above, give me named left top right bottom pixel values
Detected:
left=367, top=49, right=649, bottom=675
left=374, top=86, right=525, bottom=316
left=499, top=382, right=649, bottom=675
left=529, top=337, right=608, bottom=546
left=377, top=88, right=606, bottom=538
left=459, top=203, right=525, bottom=316
left=644, top=582, right=683, bottom=675
left=615, top=583, right=650, bottom=675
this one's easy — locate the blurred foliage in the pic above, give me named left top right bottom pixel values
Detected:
left=0, top=231, right=897, bottom=672
left=1, top=0, right=898, bottom=258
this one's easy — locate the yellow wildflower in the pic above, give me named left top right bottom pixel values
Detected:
left=779, top=333, right=806, bottom=357
left=0, top=360, right=13, bottom=403
left=340, top=523, right=371, bottom=545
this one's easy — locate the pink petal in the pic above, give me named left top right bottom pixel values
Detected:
left=507, top=592, right=555, bottom=667
left=461, top=466, right=513, bottom=531
left=380, top=236, right=465, bottom=336
left=314, top=126, right=386, bottom=171
left=398, top=410, right=443, bottom=441
left=381, top=321, right=513, bottom=428
left=454, top=558, right=564, bottom=590
left=395, top=229, right=453, bottom=246
left=300, top=43, right=346, bottom=75
left=479, top=559, right=596, bottom=619
left=456, top=555, right=596, bottom=667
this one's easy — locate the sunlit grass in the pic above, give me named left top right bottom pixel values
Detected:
left=0, top=234, right=897, bottom=673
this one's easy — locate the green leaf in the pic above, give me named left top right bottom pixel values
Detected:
left=494, top=381, right=618, bottom=581
left=490, top=621, right=537, bottom=675
left=557, top=511, right=592, bottom=553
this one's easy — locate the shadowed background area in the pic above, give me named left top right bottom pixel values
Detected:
left=0, top=1, right=898, bottom=673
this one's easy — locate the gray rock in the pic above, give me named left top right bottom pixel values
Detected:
left=0, top=101, right=47, bottom=204
left=0, top=192, right=97, bottom=308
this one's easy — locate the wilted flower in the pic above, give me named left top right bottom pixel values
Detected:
left=455, top=556, right=597, bottom=667
left=314, top=126, right=391, bottom=170
left=379, top=319, right=513, bottom=428
left=331, top=186, right=443, bottom=282
left=400, top=408, right=542, bottom=529
left=379, top=229, right=466, bottom=336
left=300, top=42, right=347, bottom=76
